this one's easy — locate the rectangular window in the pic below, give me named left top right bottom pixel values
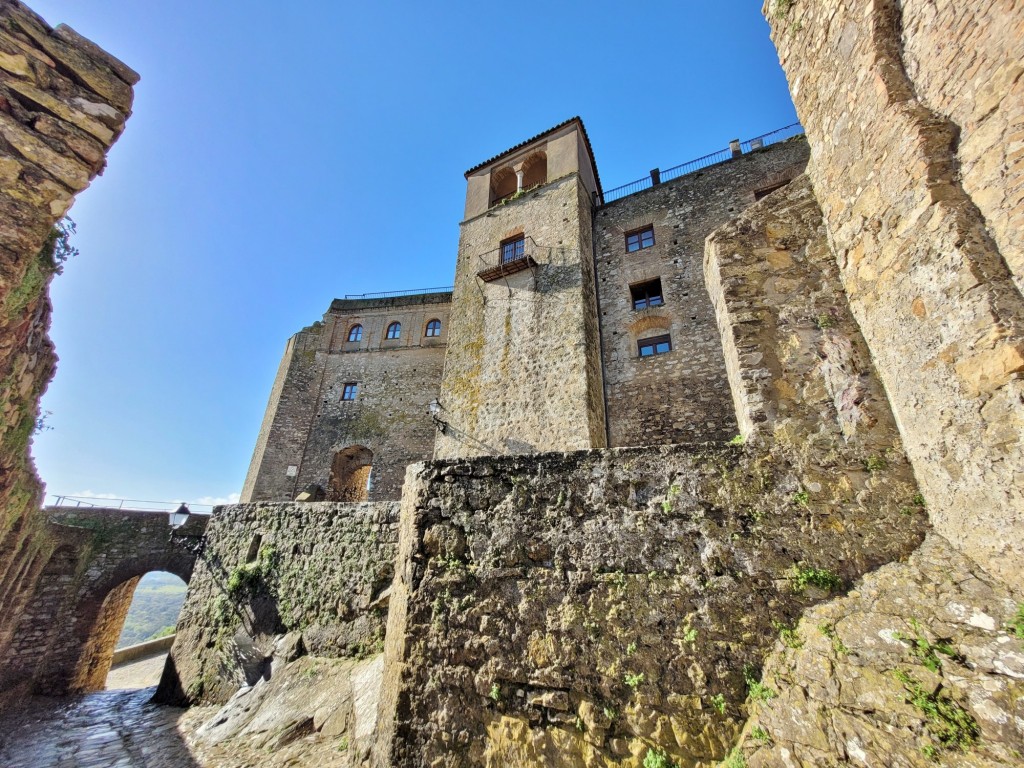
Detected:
left=500, top=235, right=525, bottom=264
left=625, top=225, right=655, bottom=252
left=341, top=383, right=358, bottom=401
left=630, top=278, right=664, bottom=311
left=638, top=335, right=671, bottom=357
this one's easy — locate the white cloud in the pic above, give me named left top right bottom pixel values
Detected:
left=192, top=493, right=241, bottom=507
left=67, top=490, right=121, bottom=499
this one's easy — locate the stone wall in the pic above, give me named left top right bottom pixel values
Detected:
left=373, top=439, right=923, bottom=767
left=241, top=324, right=324, bottom=502
left=766, top=0, right=1024, bottom=591
left=371, top=173, right=925, bottom=765
left=594, top=138, right=808, bottom=448
left=901, top=0, right=1024, bottom=291
left=0, top=0, right=135, bottom=711
left=242, top=293, right=450, bottom=502
left=159, top=501, right=400, bottom=707
left=704, top=174, right=898, bottom=457
left=435, top=172, right=607, bottom=459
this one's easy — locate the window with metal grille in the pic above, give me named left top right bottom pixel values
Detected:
left=425, top=319, right=441, bottom=337
left=342, top=383, right=358, bottom=401
left=386, top=322, right=401, bottom=339
left=638, top=334, right=671, bottom=357
left=500, top=235, right=525, bottom=264
left=347, top=324, right=362, bottom=342
left=630, top=278, right=664, bottom=311
left=625, top=225, right=655, bottom=252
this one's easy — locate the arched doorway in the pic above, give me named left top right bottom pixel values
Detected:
left=328, top=445, right=373, bottom=501
left=69, top=560, right=193, bottom=693
left=105, top=571, right=187, bottom=690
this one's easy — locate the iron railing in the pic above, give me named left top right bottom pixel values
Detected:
left=342, top=286, right=453, bottom=300
left=474, top=236, right=548, bottom=270
left=601, top=122, right=804, bottom=204
left=48, top=494, right=215, bottom=514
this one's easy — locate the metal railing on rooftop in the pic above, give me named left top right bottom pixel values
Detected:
left=601, top=122, right=804, bottom=204
left=342, top=286, right=453, bottom=300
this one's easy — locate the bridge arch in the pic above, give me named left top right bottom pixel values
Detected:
left=17, top=508, right=209, bottom=696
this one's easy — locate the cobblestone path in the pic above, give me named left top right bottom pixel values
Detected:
left=0, top=688, right=205, bottom=768
left=0, top=687, right=352, bottom=768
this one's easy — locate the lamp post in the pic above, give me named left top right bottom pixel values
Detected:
left=427, top=398, right=448, bottom=434
left=168, top=502, right=206, bottom=556
left=169, top=503, right=190, bottom=530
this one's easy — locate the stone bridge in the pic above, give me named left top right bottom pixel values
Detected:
left=0, top=507, right=208, bottom=697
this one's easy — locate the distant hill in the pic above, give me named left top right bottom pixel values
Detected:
left=117, top=571, right=187, bottom=648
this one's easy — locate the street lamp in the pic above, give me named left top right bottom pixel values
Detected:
left=169, top=503, right=191, bottom=529
left=427, top=398, right=448, bottom=434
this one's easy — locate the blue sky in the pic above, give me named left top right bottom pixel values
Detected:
left=29, top=1, right=797, bottom=508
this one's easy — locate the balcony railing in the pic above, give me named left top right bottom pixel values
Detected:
left=474, top=236, right=555, bottom=283
left=601, top=122, right=804, bottom=204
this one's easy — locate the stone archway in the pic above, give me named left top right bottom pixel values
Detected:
left=327, top=445, right=373, bottom=502
left=67, top=558, right=195, bottom=693
left=1, top=508, right=209, bottom=697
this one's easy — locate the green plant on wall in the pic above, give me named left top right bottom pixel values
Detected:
left=893, top=619, right=961, bottom=673
left=227, top=545, right=279, bottom=600
left=772, top=0, right=793, bottom=19
left=771, top=619, right=802, bottom=649
left=893, top=669, right=979, bottom=754
left=786, top=563, right=842, bottom=594
left=1009, top=604, right=1024, bottom=638
left=643, top=748, right=679, bottom=768
left=710, top=693, right=726, bottom=714
left=624, top=671, right=645, bottom=690
left=744, top=665, right=776, bottom=702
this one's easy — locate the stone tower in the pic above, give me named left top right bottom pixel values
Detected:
left=433, top=118, right=607, bottom=458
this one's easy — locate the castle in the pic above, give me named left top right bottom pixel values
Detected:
left=241, top=118, right=810, bottom=503
left=1, top=1, right=1022, bottom=766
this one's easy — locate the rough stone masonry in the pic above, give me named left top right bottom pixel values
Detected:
left=766, top=0, right=1024, bottom=592
left=0, top=0, right=136, bottom=710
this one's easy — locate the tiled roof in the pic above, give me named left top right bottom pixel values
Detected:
left=464, top=116, right=603, bottom=196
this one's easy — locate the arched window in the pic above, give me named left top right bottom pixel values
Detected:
left=386, top=322, right=401, bottom=340
left=490, top=167, right=517, bottom=207
left=522, top=152, right=547, bottom=189
left=425, top=319, right=441, bottom=337
left=347, top=324, right=363, bottom=342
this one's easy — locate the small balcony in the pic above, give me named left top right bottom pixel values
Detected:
left=476, top=236, right=546, bottom=283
